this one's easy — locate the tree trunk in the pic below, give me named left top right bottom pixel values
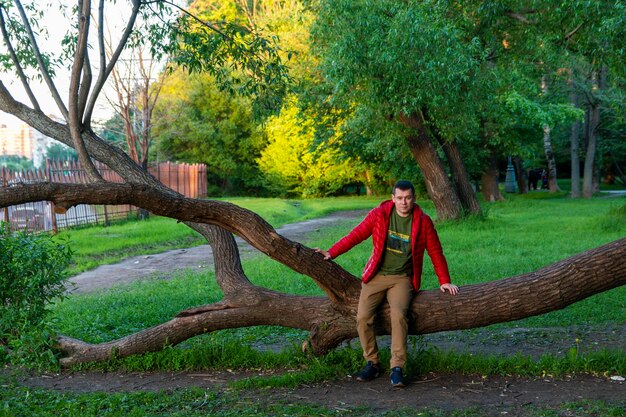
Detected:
left=570, top=85, right=581, bottom=198
left=543, top=124, right=560, bottom=192
left=481, top=154, right=503, bottom=202
left=541, top=76, right=560, bottom=192
left=583, top=106, right=598, bottom=198
left=438, top=138, right=482, bottom=216
left=582, top=68, right=606, bottom=198
left=1, top=182, right=624, bottom=367
left=512, top=156, right=528, bottom=194
left=398, top=112, right=463, bottom=221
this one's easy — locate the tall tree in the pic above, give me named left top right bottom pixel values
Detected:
left=310, top=0, right=482, bottom=220
left=106, top=42, right=164, bottom=170
left=582, top=67, right=606, bottom=198
left=152, top=70, right=266, bottom=195
left=541, top=77, right=561, bottom=192
left=569, top=73, right=582, bottom=198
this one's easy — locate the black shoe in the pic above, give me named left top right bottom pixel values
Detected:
left=355, top=361, right=381, bottom=382
left=390, top=367, right=406, bottom=388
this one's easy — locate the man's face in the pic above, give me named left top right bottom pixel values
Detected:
left=392, top=188, right=415, bottom=217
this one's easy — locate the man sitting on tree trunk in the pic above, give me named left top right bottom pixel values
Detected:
left=316, top=180, right=459, bottom=388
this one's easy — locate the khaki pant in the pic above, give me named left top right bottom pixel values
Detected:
left=356, top=274, right=413, bottom=369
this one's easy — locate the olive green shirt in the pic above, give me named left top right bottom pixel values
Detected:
left=379, top=207, right=413, bottom=276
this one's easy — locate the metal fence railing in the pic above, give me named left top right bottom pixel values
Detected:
left=1, top=159, right=207, bottom=233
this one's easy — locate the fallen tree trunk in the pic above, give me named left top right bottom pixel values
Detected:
left=1, top=183, right=624, bottom=367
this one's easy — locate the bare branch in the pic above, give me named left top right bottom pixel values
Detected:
left=157, top=0, right=243, bottom=40
left=0, top=181, right=360, bottom=305
left=77, top=52, right=92, bottom=119
left=12, top=0, right=68, bottom=119
left=68, top=0, right=102, bottom=182
left=564, top=21, right=585, bottom=41
left=504, top=9, right=538, bottom=24
left=83, top=0, right=141, bottom=124
left=0, top=6, right=40, bottom=111
left=0, top=85, right=155, bottom=185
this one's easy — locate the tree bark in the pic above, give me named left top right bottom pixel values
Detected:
left=512, top=156, right=528, bottom=194
left=1, top=182, right=624, bottom=367
left=541, top=76, right=560, bottom=192
left=481, top=154, right=504, bottom=202
left=583, top=93, right=598, bottom=198
left=398, top=112, right=463, bottom=221
left=570, top=84, right=581, bottom=198
left=438, top=138, right=482, bottom=216
left=582, top=66, right=607, bottom=198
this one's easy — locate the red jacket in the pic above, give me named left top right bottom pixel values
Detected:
left=328, top=200, right=451, bottom=291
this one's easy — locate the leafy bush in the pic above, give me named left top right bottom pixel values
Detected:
left=0, top=223, right=72, bottom=369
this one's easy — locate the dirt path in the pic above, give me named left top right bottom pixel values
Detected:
left=11, top=209, right=626, bottom=414
left=68, top=209, right=369, bottom=294
left=9, top=369, right=626, bottom=415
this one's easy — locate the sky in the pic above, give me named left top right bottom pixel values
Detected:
left=0, top=0, right=167, bottom=129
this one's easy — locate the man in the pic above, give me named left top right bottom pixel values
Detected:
left=316, top=180, right=459, bottom=388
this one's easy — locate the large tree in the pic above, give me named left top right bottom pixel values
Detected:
left=0, top=0, right=624, bottom=366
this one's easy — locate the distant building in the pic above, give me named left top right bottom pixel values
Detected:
left=0, top=113, right=54, bottom=168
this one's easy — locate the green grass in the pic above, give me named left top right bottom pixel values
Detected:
left=6, top=194, right=626, bottom=416
left=55, top=196, right=381, bottom=272
left=0, top=375, right=624, bottom=417
left=48, top=195, right=626, bottom=373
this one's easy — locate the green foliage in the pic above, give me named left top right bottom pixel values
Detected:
left=44, top=143, right=77, bottom=162
left=0, top=155, right=34, bottom=171
left=0, top=224, right=72, bottom=369
left=258, top=97, right=364, bottom=197
left=96, top=112, right=126, bottom=150
left=502, top=91, right=584, bottom=129
left=149, top=0, right=290, bottom=112
left=309, top=0, right=626, bottom=191
left=153, top=69, right=267, bottom=195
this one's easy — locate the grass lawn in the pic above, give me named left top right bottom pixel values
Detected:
left=51, top=193, right=625, bottom=358
left=4, top=193, right=626, bottom=417
left=56, top=196, right=382, bottom=272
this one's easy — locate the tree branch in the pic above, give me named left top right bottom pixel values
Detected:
left=0, top=6, right=40, bottom=111
left=56, top=293, right=340, bottom=366
left=77, top=53, right=93, bottom=123
left=12, top=0, right=68, bottom=119
left=68, top=0, right=102, bottom=183
left=0, top=87, right=156, bottom=185
left=184, top=222, right=256, bottom=297
left=504, top=9, right=538, bottom=24
left=0, top=181, right=360, bottom=305
left=83, top=0, right=141, bottom=124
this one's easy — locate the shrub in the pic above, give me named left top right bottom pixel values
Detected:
left=0, top=223, right=72, bottom=369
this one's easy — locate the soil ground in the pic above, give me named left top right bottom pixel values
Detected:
left=8, top=209, right=626, bottom=415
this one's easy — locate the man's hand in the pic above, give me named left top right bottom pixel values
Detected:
left=440, top=283, right=459, bottom=295
left=314, top=248, right=332, bottom=260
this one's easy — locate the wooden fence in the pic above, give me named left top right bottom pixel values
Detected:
left=1, top=159, right=207, bottom=233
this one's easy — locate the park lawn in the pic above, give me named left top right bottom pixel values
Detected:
left=51, top=195, right=625, bottom=372
left=5, top=194, right=623, bottom=417
left=1, top=378, right=624, bottom=417
left=1, top=380, right=624, bottom=417
left=56, top=195, right=382, bottom=272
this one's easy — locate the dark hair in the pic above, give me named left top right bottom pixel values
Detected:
left=392, top=180, right=415, bottom=196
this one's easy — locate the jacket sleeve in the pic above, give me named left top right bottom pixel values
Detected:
left=423, top=216, right=451, bottom=285
left=327, top=209, right=377, bottom=259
